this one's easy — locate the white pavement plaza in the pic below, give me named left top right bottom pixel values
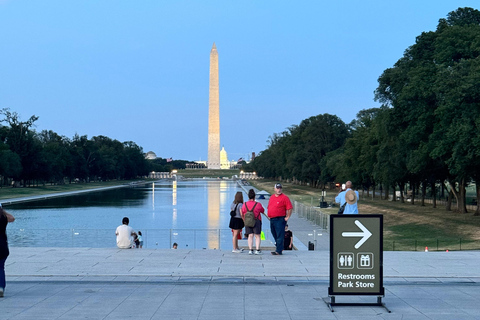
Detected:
left=2, top=247, right=480, bottom=320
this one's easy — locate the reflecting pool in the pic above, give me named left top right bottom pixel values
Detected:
left=6, top=180, right=249, bottom=249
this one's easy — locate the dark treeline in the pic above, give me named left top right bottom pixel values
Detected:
left=245, top=7, right=480, bottom=214
left=0, top=108, right=152, bottom=186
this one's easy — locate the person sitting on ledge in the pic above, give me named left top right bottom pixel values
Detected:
left=115, top=217, right=137, bottom=249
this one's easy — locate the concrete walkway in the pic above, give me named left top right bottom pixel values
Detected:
left=2, top=247, right=480, bottom=319
left=2, top=183, right=480, bottom=319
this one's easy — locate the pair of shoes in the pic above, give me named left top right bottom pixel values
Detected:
left=249, top=250, right=254, bottom=255
left=255, top=250, right=262, bottom=255
left=232, top=249, right=242, bottom=253
left=0, top=288, right=4, bottom=298
left=271, top=251, right=282, bottom=255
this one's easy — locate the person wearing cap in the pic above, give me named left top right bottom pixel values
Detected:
left=267, top=183, right=293, bottom=255
left=335, top=181, right=359, bottom=214
left=0, top=204, right=15, bottom=298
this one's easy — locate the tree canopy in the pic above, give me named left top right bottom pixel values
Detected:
left=247, top=7, right=480, bottom=214
left=0, top=108, right=151, bottom=186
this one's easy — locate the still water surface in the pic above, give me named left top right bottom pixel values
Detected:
left=6, top=180, right=247, bottom=249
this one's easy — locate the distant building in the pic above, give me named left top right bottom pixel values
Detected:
left=145, top=151, right=157, bottom=160
left=220, top=147, right=229, bottom=169
left=186, top=161, right=207, bottom=169
left=148, top=171, right=172, bottom=179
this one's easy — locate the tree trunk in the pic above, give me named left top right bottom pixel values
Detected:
left=411, top=184, right=415, bottom=205
left=432, top=181, right=437, bottom=209
left=475, top=180, right=480, bottom=216
left=458, top=179, right=467, bottom=213
left=421, top=182, right=426, bottom=207
left=399, top=182, right=405, bottom=203
left=391, top=184, right=396, bottom=202
left=446, top=188, right=453, bottom=211
left=447, top=178, right=468, bottom=213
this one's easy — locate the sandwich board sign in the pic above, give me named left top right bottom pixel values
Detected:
left=327, top=214, right=389, bottom=312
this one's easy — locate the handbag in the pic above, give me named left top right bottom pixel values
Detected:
left=338, top=202, right=347, bottom=214
left=230, top=204, right=238, bottom=217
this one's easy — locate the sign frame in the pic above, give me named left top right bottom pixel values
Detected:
left=328, top=214, right=385, bottom=296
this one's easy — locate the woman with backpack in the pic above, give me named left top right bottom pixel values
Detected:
left=229, top=192, right=245, bottom=253
left=242, top=189, right=265, bottom=255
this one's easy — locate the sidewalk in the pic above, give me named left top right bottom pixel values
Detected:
left=2, top=247, right=480, bottom=319
left=2, top=184, right=480, bottom=319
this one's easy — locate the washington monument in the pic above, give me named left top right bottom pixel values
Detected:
left=208, top=43, right=220, bottom=169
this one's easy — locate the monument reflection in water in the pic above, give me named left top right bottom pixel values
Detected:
left=7, top=180, right=242, bottom=249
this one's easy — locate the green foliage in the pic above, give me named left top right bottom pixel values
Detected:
left=0, top=108, right=150, bottom=185
left=251, top=7, right=480, bottom=214
left=250, top=113, right=349, bottom=187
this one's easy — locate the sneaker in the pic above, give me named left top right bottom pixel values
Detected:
left=249, top=250, right=253, bottom=255
left=0, top=288, right=4, bottom=298
left=271, top=251, right=282, bottom=255
left=254, top=250, right=262, bottom=255
left=239, top=248, right=245, bottom=252
left=232, top=249, right=242, bottom=253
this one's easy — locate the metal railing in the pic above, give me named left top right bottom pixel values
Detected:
left=293, top=200, right=329, bottom=229
left=7, top=228, right=480, bottom=251
left=7, top=228, right=276, bottom=250
left=385, top=238, right=480, bottom=251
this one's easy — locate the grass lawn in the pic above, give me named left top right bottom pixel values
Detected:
left=250, top=179, right=480, bottom=251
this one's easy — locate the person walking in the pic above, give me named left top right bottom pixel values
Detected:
left=115, top=217, right=137, bottom=249
left=229, top=191, right=245, bottom=253
left=335, top=181, right=359, bottom=214
left=0, top=204, right=15, bottom=298
left=267, top=183, right=293, bottom=255
left=242, top=189, right=265, bottom=255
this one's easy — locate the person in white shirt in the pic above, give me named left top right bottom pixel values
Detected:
left=115, top=217, right=137, bottom=249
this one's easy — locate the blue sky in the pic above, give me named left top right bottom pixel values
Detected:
left=1, top=1, right=478, bottom=161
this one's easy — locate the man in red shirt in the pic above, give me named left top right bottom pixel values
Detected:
left=267, top=183, right=293, bottom=255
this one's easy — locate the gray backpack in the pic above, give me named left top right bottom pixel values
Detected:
left=244, top=202, right=258, bottom=227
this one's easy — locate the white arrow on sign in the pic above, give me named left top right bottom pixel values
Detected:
left=341, top=220, right=372, bottom=249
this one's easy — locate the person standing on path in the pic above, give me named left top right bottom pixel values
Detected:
left=242, top=189, right=265, bottom=255
left=115, top=217, right=137, bottom=249
left=229, top=191, right=245, bottom=253
left=335, top=181, right=359, bottom=214
left=267, top=183, right=293, bottom=255
left=0, top=204, right=15, bottom=298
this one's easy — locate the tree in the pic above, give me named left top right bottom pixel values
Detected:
left=375, top=7, right=480, bottom=212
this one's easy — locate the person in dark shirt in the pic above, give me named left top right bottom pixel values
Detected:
left=284, top=224, right=293, bottom=250
left=1, top=204, right=15, bottom=298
